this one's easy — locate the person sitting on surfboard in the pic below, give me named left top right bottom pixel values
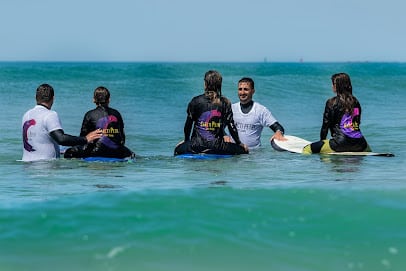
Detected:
left=303, top=73, right=371, bottom=154
left=227, top=77, right=286, bottom=149
left=64, top=86, right=134, bottom=159
left=174, top=70, right=248, bottom=156
left=22, top=84, right=102, bottom=162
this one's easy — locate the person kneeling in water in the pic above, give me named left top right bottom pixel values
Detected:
left=64, top=86, right=134, bottom=159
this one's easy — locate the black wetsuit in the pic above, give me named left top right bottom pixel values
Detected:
left=310, top=96, right=368, bottom=153
left=64, top=105, right=133, bottom=158
left=174, top=94, right=248, bottom=155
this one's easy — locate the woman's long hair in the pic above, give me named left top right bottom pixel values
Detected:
left=332, top=73, right=356, bottom=114
left=204, top=70, right=222, bottom=104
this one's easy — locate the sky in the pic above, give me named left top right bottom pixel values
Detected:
left=1, top=0, right=405, bottom=62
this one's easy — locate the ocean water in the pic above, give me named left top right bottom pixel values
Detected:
left=1, top=62, right=406, bottom=271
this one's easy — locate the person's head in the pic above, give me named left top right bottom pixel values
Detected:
left=237, top=77, right=255, bottom=104
left=36, top=83, right=54, bottom=108
left=93, top=86, right=110, bottom=106
left=204, top=70, right=222, bottom=99
left=331, top=73, right=352, bottom=96
left=332, top=73, right=356, bottom=113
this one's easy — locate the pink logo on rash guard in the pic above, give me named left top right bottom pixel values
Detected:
left=23, top=119, right=36, bottom=152
left=340, top=108, right=362, bottom=138
left=97, top=115, right=119, bottom=148
left=197, top=110, right=222, bottom=140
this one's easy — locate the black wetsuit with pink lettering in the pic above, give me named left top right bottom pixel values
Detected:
left=64, top=105, right=133, bottom=158
left=321, top=96, right=368, bottom=152
left=174, top=94, right=248, bottom=155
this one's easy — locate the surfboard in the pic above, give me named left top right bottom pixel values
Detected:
left=82, top=157, right=134, bottom=162
left=175, top=153, right=233, bottom=160
left=81, top=156, right=135, bottom=163
left=271, top=135, right=394, bottom=157
left=271, top=135, right=311, bottom=154
left=326, top=152, right=394, bottom=157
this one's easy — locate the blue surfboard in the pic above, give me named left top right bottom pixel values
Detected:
left=175, top=153, right=232, bottom=160
left=82, top=157, right=134, bottom=162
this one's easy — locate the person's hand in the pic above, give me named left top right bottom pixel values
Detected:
left=270, top=130, right=286, bottom=142
left=223, top=135, right=232, bottom=143
left=86, top=129, right=103, bottom=143
left=240, top=143, right=249, bottom=153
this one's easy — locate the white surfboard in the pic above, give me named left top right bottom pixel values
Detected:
left=271, top=135, right=311, bottom=154
left=327, top=152, right=394, bottom=157
left=271, top=135, right=394, bottom=157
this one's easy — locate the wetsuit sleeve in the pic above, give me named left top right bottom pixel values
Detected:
left=224, top=100, right=242, bottom=145
left=320, top=101, right=330, bottom=140
left=183, top=100, right=195, bottom=141
left=183, top=116, right=193, bottom=142
left=269, top=122, right=285, bottom=134
left=117, top=112, right=126, bottom=145
left=50, top=129, right=87, bottom=146
left=80, top=113, right=92, bottom=137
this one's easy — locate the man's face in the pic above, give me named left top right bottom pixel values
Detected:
left=238, top=82, right=255, bottom=104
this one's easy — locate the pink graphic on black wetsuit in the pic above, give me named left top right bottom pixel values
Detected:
left=97, top=115, right=119, bottom=149
left=197, top=109, right=222, bottom=141
left=23, top=119, right=36, bottom=152
left=340, top=108, right=362, bottom=138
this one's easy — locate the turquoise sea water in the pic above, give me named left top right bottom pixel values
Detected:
left=1, top=62, right=406, bottom=271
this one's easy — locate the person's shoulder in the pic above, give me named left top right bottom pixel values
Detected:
left=326, top=96, right=337, bottom=102
left=109, top=107, right=123, bottom=116
left=252, top=101, right=269, bottom=111
left=325, top=96, right=337, bottom=107
left=231, top=101, right=240, bottom=109
left=196, top=93, right=206, bottom=99
left=84, top=107, right=98, bottom=116
left=220, top=96, right=232, bottom=105
left=189, top=94, right=206, bottom=104
left=44, top=108, right=58, bottom=117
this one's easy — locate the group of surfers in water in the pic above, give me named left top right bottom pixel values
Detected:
left=21, top=70, right=370, bottom=162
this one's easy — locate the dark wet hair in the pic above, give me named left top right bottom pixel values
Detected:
left=331, top=73, right=356, bottom=113
left=36, top=83, right=54, bottom=103
left=94, top=86, right=110, bottom=105
left=238, top=77, right=255, bottom=89
left=204, top=70, right=222, bottom=97
left=331, top=73, right=352, bottom=95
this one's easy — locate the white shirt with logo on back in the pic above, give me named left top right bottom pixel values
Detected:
left=22, top=105, right=63, bottom=161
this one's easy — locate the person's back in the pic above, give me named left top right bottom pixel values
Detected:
left=304, top=73, right=369, bottom=154
left=64, top=86, right=133, bottom=159
left=22, top=104, right=62, bottom=161
left=322, top=95, right=366, bottom=152
left=174, top=70, right=248, bottom=155
left=81, top=105, right=125, bottom=149
left=188, top=94, right=228, bottom=144
left=22, top=84, right=101, bottom=161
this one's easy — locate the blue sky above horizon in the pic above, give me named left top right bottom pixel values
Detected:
left=1, top=0, right=405, bottom=62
